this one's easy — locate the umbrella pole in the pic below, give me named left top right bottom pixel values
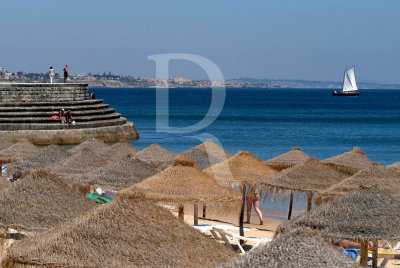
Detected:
left=359, top=240, right=369, bottom=267
left=193, top=202, right=199, bottom=226
left=287, top=190, right=294, bottom=220
left=307, top=192, right=312, bottom=212
left=239, top=183, right=247, bottom=244
left=202, top=203, right=207, bottom=218
left=178, top=204, right=184, bottom=221
left=372, top=239, right=378, bottom=268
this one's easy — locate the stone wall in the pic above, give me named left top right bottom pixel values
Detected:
left=0, top=83, right=89, bottom=102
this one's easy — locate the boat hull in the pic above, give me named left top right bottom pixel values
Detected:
left=332, top=91, right=360, bottom=96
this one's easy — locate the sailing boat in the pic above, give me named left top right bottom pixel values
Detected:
left=332, top=67, right=360, bottom=96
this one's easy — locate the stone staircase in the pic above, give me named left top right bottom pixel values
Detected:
left=0, top=99, right=127, bottom=130
left=0, top=83, right=139, bottom=144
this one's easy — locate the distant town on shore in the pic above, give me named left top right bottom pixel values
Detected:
left=1, top=66, right=399, bottom=89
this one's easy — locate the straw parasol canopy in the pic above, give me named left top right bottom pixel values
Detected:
left=388, top=161, right=400, bottom=174
left=258, top=158, right=348, bottom=196
left=50, top=148, right=108, bottom=175
left=277, top=189, right=400, bottom=241
left=204, top=151, right=277, bottom=185
left=128, top=155, right=241, bottom=204
left=318, top=163, right=400, bottom=199
left=0, top=138, right=13, bottom=151
left=8, top=145, right=71, bottom=172
left=4, top=193, right=236, bottom=267
left=179, top=140, right=233, bottom=169
left=68, top=138, right=109, bottom=155
left=264, top=147, right=311, bottom=171
left=135, top=143, right=175, bottom=168
left=97, top=141, right=139, bottom=163
left=78, top=157, right=157, bottom=190
left=178, top=148, right=225, bottom=170
left=322, top=147, right=375, bottom=175
left=204, top=152, right=276, bottom=237
left=0, top=169, right=96, bottom=231
left=0, top=140, right=38, bottom=163
left=220, top=228, right=359, bottom=268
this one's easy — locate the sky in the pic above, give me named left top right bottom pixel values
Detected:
left=0, top=0, right=399, bottom=83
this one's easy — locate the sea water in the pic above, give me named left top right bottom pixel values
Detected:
left=93, top=87, right=400, bottom=216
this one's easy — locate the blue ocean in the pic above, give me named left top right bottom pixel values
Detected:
left=93, top=87, right=400, bottom=216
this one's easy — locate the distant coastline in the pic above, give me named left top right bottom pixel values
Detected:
left=1, top=68, right=399, bottom=89
left=86, top=79, right=400, bottom=89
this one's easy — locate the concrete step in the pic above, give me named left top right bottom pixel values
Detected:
left=0, top=99, right=102, bottom=107
left=0, top=113, right=121, bottom=123
left=0, top=108, right=115, bottom=118
left=0, top=117, right=127, bottom=130
left=0, top=103, right=110, bottom=112
left=0, top=83, right=89, bottom=103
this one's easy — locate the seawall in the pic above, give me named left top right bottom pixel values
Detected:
left=0, top=83, right=89, bottom=102
left=0, top=83, right=139, bottom=145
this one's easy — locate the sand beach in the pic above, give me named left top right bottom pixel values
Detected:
left=1, top=139, right=400, bottom=267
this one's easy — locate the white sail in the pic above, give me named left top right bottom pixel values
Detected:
left=342, top=67, right=358, bottom=92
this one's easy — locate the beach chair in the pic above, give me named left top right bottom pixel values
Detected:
left=192, top=224, right=249, bottom=234
left=367, top=249, right=400, bottom=267
left=211, top=227, right=272, bottom=254
left=382, top=240, right=400, bottom=250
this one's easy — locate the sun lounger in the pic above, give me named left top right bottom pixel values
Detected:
left=211, top=227, right=272, bottom=254
left=368, top=249, right=400, bottom=267
left=192, top=224, right=249, bottom=234
left=382, top=240, right=400, bottom=250
left=159, top=204, right=175, bottom=211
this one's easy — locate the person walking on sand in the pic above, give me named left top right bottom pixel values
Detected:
left=63, top=64, right=69, bottom=83
left=49, top=66, right=55, bottom=83
left=245, top=184, right=263, bottom=225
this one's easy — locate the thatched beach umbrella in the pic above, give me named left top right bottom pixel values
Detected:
left=322, top=147, right=375, bottom=175
left=220, top=228, right=359, bottom=268
left=0, top=140, right=38, bottom=163
left=178, top=140, right=233, bottom=169
left=79, top=157, right=157, bottom=190
left=178, top=148, right=226, bottom=170
left=51, top=148, right=108, bottom=175
left=204, top=151, right=277, bottom=185
left=204, top=151, right=277, bottom=237
left=128, top=155, right=241, bottom=225
left=257, top=158, right=347, bottom=219
left=192, top=139, right=233, bottom=159
left=68, top=138, right=109, bottom=155
left=264, top=147, right=311, bottom=171
left=135, top=143, right=175, bottom=168
left=277, top=189, right=400, bottom=267
left=9, top=145, right=71, bottom=172
left=0, top=138, right=13, bottom=152
left=318, top=163, right=400, bottom=200
left=97, top=141, right=139, bottom=163
left=0, top=169, right=96, bottom=232
left=388, top=161, right=400, bottom=174
left=3, top=193, right=235, bottom=267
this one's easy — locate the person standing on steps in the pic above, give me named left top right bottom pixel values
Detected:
left=63, top=64, right=69, bottom=83
left=49, top=66, right=55, bottom=83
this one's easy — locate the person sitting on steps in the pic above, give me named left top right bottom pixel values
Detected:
left=65, top=110, right=73, bottom=125
left=58, top=109, right=66, bottom=125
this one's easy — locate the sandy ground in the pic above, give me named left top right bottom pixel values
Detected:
left=171, top=204, right=400, bottom=267
left=1, top=204, right=400, bottom=267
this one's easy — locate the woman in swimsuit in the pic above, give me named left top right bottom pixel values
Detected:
left=245, top=184, right=263, bottom=225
